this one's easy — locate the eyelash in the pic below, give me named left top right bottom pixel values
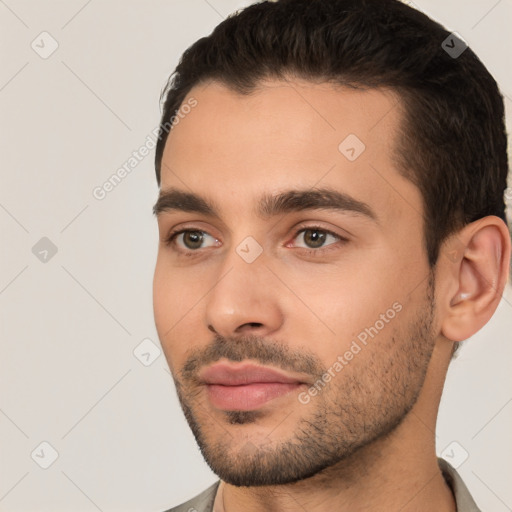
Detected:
left=163, top=225, right=348, bottom=257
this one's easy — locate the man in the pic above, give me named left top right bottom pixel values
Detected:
left=151, top=0, right=511, bottom=510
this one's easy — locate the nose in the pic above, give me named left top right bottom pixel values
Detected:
left=204, top=246, right=284, bottom=339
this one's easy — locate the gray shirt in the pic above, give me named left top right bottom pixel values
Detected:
left=163, top=458, right=481, bottom=511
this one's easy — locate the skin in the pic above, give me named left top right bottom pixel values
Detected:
left=152, top=78, right=510, bottom=511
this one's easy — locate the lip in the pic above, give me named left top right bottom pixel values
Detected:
left=200, top=362, right=308, bottom=411
left=199, top=362, right=306, bottom=386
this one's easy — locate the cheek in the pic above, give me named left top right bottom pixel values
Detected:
left=294, top=270, right=406, bottom=370
left=153, top=256, right=192, bottom=320
left=294, top=261, right=396, bottom=324
left=152, top=259, right=188, bottom=347
left=152, top=258, right=205, bottom=362
left=152, top=260, right=169, bottom=331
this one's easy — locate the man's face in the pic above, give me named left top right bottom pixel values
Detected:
left=153, top=79, right=438, bottom=486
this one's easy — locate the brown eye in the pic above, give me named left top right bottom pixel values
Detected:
left=301, top=229, right=328, bottom=249
left=181, top=231, right=204, bottom=250
left=165, top=229, right=218, bottom=251
left=293, top=227, right=341, bottom=250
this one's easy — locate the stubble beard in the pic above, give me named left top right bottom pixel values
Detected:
left=172, top=278, right=436, bottom=487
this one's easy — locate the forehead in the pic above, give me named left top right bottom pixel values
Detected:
left=160, top=79, right=421, bottom=227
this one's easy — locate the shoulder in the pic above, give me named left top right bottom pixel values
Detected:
left=438, top=458, right=482, bottom=512
left=161, top=481, right=221, bottom=512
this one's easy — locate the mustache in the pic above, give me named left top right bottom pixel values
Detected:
left=180, top=333, right=325, bottom=384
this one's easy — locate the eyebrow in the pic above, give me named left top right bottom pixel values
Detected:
left=152, top=186, right=377, bottom=222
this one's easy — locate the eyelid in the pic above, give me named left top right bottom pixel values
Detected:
left=291, top=221, right=351, bottom=242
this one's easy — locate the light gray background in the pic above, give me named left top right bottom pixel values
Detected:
left=0, top=1, right=511, bottom=511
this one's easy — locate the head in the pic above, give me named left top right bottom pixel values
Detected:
left=152, top=0, right=510, bottom=487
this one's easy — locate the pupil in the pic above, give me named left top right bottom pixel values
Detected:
left=185, top=232, right=203, bottom=249
left=306, top=230, right=325, bottom=248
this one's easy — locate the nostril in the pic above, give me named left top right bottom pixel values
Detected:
left=235, top=322, right=263, bottom=333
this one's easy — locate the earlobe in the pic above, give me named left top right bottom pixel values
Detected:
left=441, top=216, right=511, bottom=342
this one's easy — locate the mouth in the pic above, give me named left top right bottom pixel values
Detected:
left=199, top=362, right=308, bottom=411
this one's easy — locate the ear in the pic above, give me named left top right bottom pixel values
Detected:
left=440, top=216, right=511, bottom=342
